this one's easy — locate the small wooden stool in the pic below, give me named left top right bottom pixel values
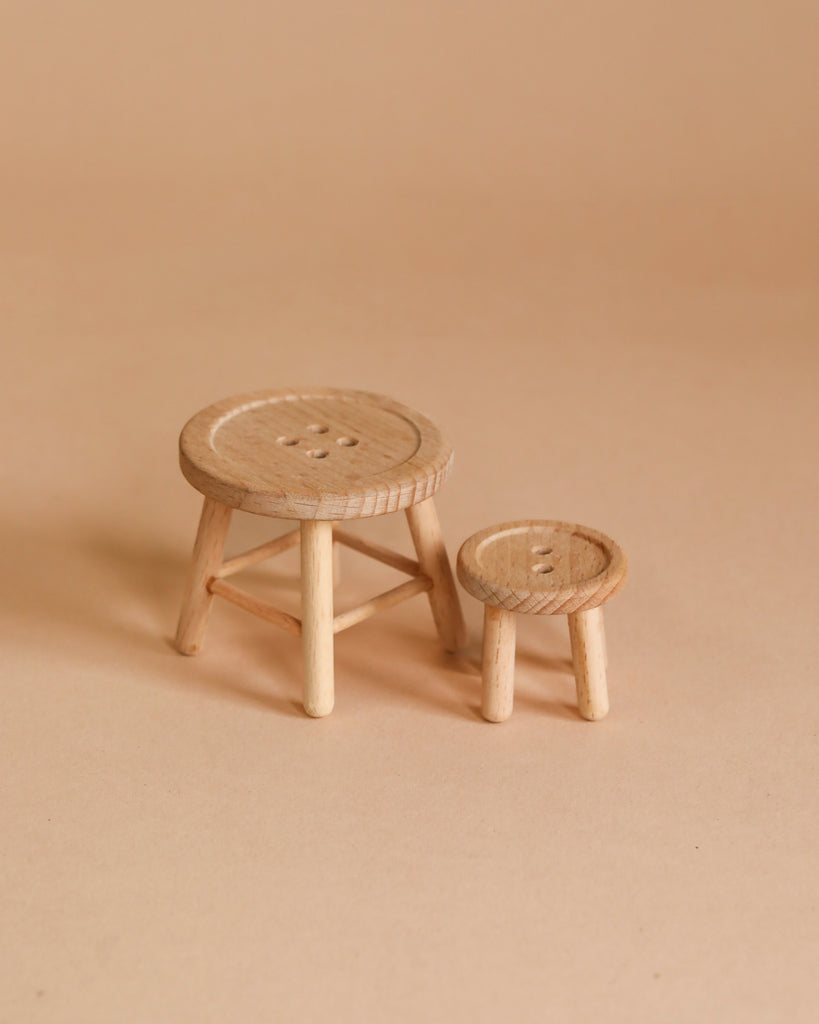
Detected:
left=175, top=387, right=466, bottom=717
left=457, top=520, right=627, bottom=722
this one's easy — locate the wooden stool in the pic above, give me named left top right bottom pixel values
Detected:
left=457, top=520, right=627, bottom=723
left=175, top=387, right=466, bottom=717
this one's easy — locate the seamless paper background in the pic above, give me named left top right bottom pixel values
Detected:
left=2, top=2, right=818, bottom=1021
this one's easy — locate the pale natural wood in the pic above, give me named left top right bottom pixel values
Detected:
left=568, top=607, right=609, bottom=720
left=406, top=499, right=467, bottom=652
left=457, top=520, right=627, bottom=616
left=457, top=519, right=627, bottom=722
left=332, top=528, right=421, bottom=577
left=215, top=528, right=300, bottom=578
left=175, top=497, right=233, bottom=654
left=481, top=605, right=516, bottom=723
left=208, top=579, right=302, bottom=636
left=179, top=387, right=453, bottom=519
left=176, top=389, right=463, bottom=715
left=300, top=520, right=334, bottom=717
left=332, top=575, right=432, bottom=634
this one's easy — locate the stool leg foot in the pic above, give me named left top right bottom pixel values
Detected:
left=568, top=607, right=609, bottom=721
left=175, top=497, right=232, bottom=655
left=405, top=499, right=467, bottom=653
left=481, top=605, right=516, bottom=722
left=301, top=520, right=335, bottom=717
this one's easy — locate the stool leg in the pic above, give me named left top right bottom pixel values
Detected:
left=301, top=520, right=334, bottom=717
left=175, top=497, right=232, bottom=655
left=568, top=606, right=609, bottom=721
left=481, top=605, right=516, bottom=722
left=405, top=499, right=467, bottom=653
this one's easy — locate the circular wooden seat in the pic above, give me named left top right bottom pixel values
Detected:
left=179, top=387, right=453, bottom=520
left=457, top=520, right=628, bottom=616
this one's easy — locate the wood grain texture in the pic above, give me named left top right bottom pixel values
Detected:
left=406, top=498, right=467, bottom=652
left=300, top=520, right=334, bottom=717
left=179, top=387, right=454, bottom=520
left=568, top=607, right=609, bottom=720
left=175, top=497, right=233, bottom=654
left=481, top=604, right=516, bottom=723
left=457, top=520, right=627, bottom=615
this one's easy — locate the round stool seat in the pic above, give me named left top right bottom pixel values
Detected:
left=457, top=519, right=628, bottom=616
left=179, top=387, right=453, bottom=520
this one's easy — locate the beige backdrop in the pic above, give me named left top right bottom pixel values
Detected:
left=3, top=2, right=818, bottom=1021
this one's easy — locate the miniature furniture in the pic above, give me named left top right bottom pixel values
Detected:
left=175, top=387, right=466, bottom=717
left=457, top=520, right=627, bottom=723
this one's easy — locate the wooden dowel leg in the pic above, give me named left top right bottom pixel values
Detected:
left=481, top=605, right=516, bottom=722
left=175, top=497, right=232, bottom=655
left=301, top=520, right=335, bottom=718
left=405, top=499, right=467, bottom=653
left=568, top=606, right=609, bottom=721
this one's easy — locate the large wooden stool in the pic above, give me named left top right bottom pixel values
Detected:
left=175, top=387, right=466, bottom=717
left=457, top=520, right=627, bottom=723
